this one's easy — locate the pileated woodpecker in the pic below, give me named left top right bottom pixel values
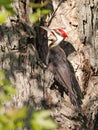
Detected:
left=41, top=26, right=82, bottom=107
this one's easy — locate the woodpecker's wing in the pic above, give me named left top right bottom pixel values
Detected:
left=48, top=46, right=80, bottom=106
left=54, top=58, right=78, bottom=105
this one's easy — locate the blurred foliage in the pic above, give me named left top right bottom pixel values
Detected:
left=0, top=107, right=27, bottom=130
left=0, top=11, right=9, bottom=23
left=29, top=0, right=51, bottom=23
left=30, top=110, right=57, bottom=130
left=0, top=0, right=51, bottom=23
left=0, top=70, right=16, bottom=105
left=29, top=0, right=49, bottom=8
left=0, top=69, right=57, bottom=130
left=30, top=8, right=50, bottom=23
left=0, top=0, right=15, bottom=23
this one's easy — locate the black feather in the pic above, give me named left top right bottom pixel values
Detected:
left=47, top=46, right=82, bottom=108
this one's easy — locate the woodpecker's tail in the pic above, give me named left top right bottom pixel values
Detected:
left=69, top=93, right=82, bottom=108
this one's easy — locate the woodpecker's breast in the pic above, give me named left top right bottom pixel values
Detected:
left=46, top=46, right=68, bottom=74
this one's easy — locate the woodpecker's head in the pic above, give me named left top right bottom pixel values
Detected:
left=40, top=26, right=68, bottom=48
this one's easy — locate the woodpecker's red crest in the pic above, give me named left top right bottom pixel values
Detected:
left=57, top=28, right=68, bottom=38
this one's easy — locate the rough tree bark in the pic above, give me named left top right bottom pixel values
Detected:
left=0, top=0, right=98, bottom=130
left=77, top=0, right=98, bottom=73
left=76, top=0, right=98, bottom=129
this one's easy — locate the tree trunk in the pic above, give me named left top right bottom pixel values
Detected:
left=0, top=0, right=48, bottom=109
left=0, top=0, right=98, bottom=130
left=76, top=0, right=98, bottom=129
left=77, top=0, right=98, bottom=73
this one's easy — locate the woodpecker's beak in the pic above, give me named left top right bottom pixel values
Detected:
left=40, top=26, right=51, bottom=33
